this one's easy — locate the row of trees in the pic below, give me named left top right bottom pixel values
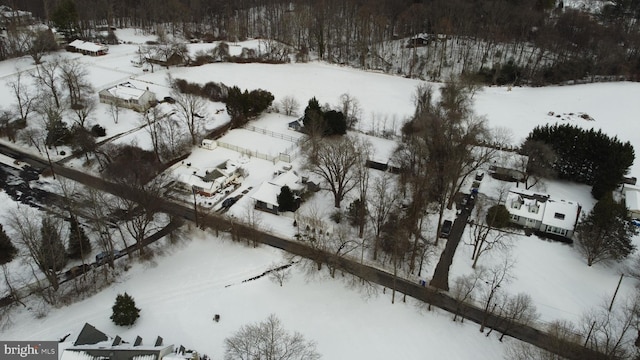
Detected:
left=14, top=0, right=640, bottom=82
left=526, top=123, right=635, bottom=199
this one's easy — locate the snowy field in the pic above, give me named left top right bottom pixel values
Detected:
left=1, top=28, right=640, bottom=359
left=1, top=230, right=512, bottom=360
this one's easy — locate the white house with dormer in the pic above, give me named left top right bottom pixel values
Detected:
left=99, top=82, right=156, bottom=112
left=506, top=188, right=581, bottom=240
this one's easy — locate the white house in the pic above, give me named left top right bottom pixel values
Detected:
left=98, top=82, right=157, bottom=112
left=251, top=169, right=304, bottom=215
left=505, top=187, right=580, bottom=240
left=624, top=185, right=640, bottom=220
left=175, top=160, right=242, bottom=197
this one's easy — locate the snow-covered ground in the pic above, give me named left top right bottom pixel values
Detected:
left=1, top=28, right=640, bottom=359
left=2, top=230, right=513, bottom=360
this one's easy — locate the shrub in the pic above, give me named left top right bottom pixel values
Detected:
left=91, top=124, right=106, bottom=137
left=0, top=224, right=17, bottom=265
left=486, top=205, right=511, bottom=229
left=110, top=292, right=140, bottom=326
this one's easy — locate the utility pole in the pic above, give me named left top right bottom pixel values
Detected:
left=191, top=186, right=199, bottom=228
left=608, top=273, right=624, bottom=312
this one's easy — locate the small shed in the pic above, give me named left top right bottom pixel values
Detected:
left=201, top=139, right=217, bottom=150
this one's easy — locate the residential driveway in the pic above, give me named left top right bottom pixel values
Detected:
left=429, top=193, right=475, bottom=291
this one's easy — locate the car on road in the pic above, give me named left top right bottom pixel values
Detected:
left=440, top=220, right=453, bottom=238
left=95, top=250, right=124, bottom=265
left=64, top=264, right=93, bottom=280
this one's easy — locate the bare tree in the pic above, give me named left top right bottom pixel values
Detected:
left=141, top=106, right=171, bottom=162
left=505, top=319, right=581, bottom=360
left=5, top=207, right=66, bottom=303
left=339, top=93, right=361, bottom=129
left=305, top=135, right=362, bottom=208
left=519, top=139, right=557, bottom=190
left=468, top=189, right=512, bottom=269
left=279, top=95, right=300, bottom=116
left=109, top=102, right=121, bottom=124
left=486, top=292, right=539, bottom=341
left=170, top=80, right=208, bottom=145
left=451, top=269, right=486, bottom=322
left=32, top=58, right=62, bottom=109
left=60, top=60, right=93, bottom=117
left=7, top=70, right=35, bottom=123
left=479, top=257, right=515, bottom=333
left=268, top=262, right=293, bottom=287
left=81, top=187, right=119, bottom=269
left=580, top=295, right=640, bottom=359
left=367, top=173, right=399, bottom=261
left=224, top=314, right=321, bottom=360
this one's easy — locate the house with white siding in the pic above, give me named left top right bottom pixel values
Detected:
left=98, top=82, right=157, bottom=112
left=506, top=188, right=580, bottom=240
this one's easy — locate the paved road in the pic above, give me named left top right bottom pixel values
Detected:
left=0, top=141, right=607, bottom=360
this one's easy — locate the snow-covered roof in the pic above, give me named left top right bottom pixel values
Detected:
left=251, top=170, right=303, bottom=206
left=541, top=199, right=580, bottom=231
left=102, top=82, right=151, bottom=101
left=506, top=188, right=546, bottom=222
left=61, top=350, right=107, bottom=360
left=271, top=171, right=304, bottom=191
left=490, top=149, right=528, bottom=170
left=69, top=40, right=109, bottom=53
left=251, top=182, right=282, bottom=206
left=178, top=173, right=216, bottom=192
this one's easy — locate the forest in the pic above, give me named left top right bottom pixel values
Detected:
left=5, top=0, right=640, bottom=84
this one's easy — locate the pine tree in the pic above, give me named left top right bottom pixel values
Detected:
left=277, top=186, right=296, bottom=212
left=39, top=217, right=67, bottom=272
left=110, top=292, right=141, bottom=326
left=575, top=193, right=638, bottom=266
left=67, top=216, right=91, bottom=259
left=0, top=223, right=17, bottom=265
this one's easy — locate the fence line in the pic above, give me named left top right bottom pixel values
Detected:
left=244, top=125, right=300, bottom=143
left=215, top=140, right=297, bottom=164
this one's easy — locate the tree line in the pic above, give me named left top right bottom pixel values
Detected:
left=9, top=0, right=640, bottom=83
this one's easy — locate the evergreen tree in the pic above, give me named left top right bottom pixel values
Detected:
left=67, top=216, right=91, bottom=259
left=324, top=110, right=347, bottom=135
left=110, top=292, right=141, bottom=326
left=51, top=0, right=79, bottom=41
left=527, top=124, right=634, bottom=199
left=46, top=120, right=72, bottom=147
left=277, top=186, right=296, bottom=212
left=0, top=223, right=17, bottom=265
left=303, top=97, right=324, bottom=133
left=39, top=217, right=67, bottom=272
left=347, top=199, right=368, bottom=227
left=575, top=193, right=638, bottom=266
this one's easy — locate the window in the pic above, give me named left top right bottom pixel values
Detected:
left=554, top=212, right=565, bottom=220
left=510, top=214, right=520, bottom=222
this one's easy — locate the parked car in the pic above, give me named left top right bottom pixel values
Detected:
left=475, top=171, right=485, bottom=181
left=222, top=195, right=241, bottom=209
left=95, top=250, right=124, bottom=265
left=64, top=264, right=93, bottom=280
left=440, top=220, right=453, bottom=238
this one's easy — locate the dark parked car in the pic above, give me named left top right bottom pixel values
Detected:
left=440, top=220, right=453, bottom=238
left=96, top=250, right=124, bottom=265
left=64, top=264, right=93, bottom=280
left=222, top=195, right=241, bottom=209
